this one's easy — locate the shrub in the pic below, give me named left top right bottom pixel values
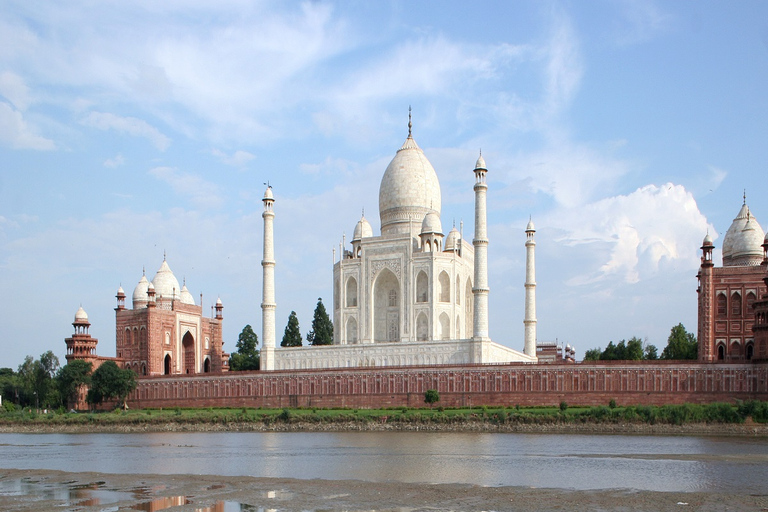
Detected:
left=559, top=401, right=568, bottom=412
left=278, top=408, right=292, bottom=422
left=609, top=399, right=617, bottom=409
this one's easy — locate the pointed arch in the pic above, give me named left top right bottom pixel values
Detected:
left=439, top=312, right=450, bottom=340
left=438, top=271, right=450, bottom=302
left=416, top=312, right=429, bottom=341
left=732, top=292, right=742, bottom=317
left=164, top=354, right=172, bottom=375
left=373, top=268, right=400, bottom=343
left=465, top=277, right=473, bottom=338
left=717, top=293, right=727, bottom=317
left=346, top=276, right=358, bottom=307
left=182, top=331, right=195, bottom=374
left=346, top=316, right=358, bottom=344
left=416, top=271, right=428, bottom=303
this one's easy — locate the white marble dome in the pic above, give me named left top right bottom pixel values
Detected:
left=352, top=215, right=373, bottom=241
left=74, top=306, right=89, bottom=323
left=152, top=259, right=181, bottom=301
left=132, top=274, right=150, bottom=308
left=722, top=203, right=765, bottom=266
left=444, top=227, right=461, bottom=252
left=421, top=211, right=442, bottom=235
left=379, top=134, right=441, bottom=236
left=180, top=283, right=195, bottom=305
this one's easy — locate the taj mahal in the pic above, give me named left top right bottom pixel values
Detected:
left=260, top=115, right=539, bottom=370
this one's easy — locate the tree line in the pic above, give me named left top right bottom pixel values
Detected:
left=229, top=298, right=334, bottom=371
left=1, top=352, right=136, bottom=411
left=583, top=323, right=698, bottom=361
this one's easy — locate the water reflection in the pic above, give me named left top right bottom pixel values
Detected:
left=1, top=432, right=767, bottom=493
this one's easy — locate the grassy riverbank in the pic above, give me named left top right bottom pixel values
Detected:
left=2, top=401, right=768, bottom=434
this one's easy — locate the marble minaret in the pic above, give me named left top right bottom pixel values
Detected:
left=260, top=186, right=276, bottom=371
left=472, top=154, right=489, bottom=341
left=524, top=219, right=537, bottom=357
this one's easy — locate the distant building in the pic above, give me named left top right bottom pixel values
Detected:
left=536, top=340, right=576, bottom=363
left=66, top=258, right=229, bottom=377
left=115, top=258, right=229, bottom=375
left=697, top=197, right=768, bottom=361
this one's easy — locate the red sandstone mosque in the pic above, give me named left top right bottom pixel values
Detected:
left=65, top=257, right=229, bottom=376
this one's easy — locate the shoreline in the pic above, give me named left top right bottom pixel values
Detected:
left=1, top=468, right=767, bottom=512
left=1, top=420, right=767, bottom=435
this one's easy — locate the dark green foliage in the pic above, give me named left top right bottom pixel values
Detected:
left=424, top=389, right=440, bottom=406
left=661, top=323, right=698, bottom=360
left=583, top=348, right=601, bottom=361
left=644, top=344, right=659, bottom=360
left=281, top=311, right=303, bottom=347
left=56, top=360, right=92, bottom=407
left=15, top=351, right=60, bottom=408
left=229, top=324, right=260, bottom=371
left=86, top=361, right=137, bottom=409
left=307, top=298, right=333, bottom=346
left=559, top=401, right=568, bottom=411
left=609, top=399, right=617, bottom=409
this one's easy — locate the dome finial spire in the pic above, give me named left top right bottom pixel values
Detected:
left=408, top=106, right=412, bottom=137
left=744, top=189, right=747, bottom=205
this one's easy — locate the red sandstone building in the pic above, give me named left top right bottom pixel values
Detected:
left=697, top=199, right=768, bottom=362
left=66, top=258, right=229, bottom=378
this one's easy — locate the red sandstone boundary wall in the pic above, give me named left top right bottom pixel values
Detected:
left=127, top=362, right=768, bottom=409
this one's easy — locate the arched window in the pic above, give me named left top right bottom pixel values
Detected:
left=747, top=292, right=757, bottom=314
left=732, top=292, right=742, bottom=317
left=439, top=313, right=450, bottom=340
left=374, top=268, right=399, bottom=343
left=346, top=277, right=358, bottom=307
left=717, top=344, right=725, bottom=360
left=747, top=343, right=755, bottom=360
left=388, top=289, right=398, bottom=307
left=416, top=313, right=428, bottom=341
left=717, top=293, right=727, bottom=317
left=456, top=274, right=461, bottom=304
left=346, top=316, right=358, bottom=344
left=416, top=271, right=428, bottom=303
left=164, top=354, right=172, bottom=375
left=438, top=271, right=450, bottom=302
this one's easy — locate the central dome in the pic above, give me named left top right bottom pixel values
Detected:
left=379, top=134, right=441, bottom=237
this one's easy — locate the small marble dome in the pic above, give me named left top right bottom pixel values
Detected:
left=216, top=297, right=223, bottom=306
left=116, top=286, right=125, bottom=296
left=702, top=232, right=714, bottom=247
left=74, top=306, right=89, bottom=323
left=180, top=283, right=195, bottom=305
left=152, top=259, right=181, bottom=301
left=722, top=203, right=765, bottom=266
left=444, top=227, right=461, bottom=252
left=526, top=218, right=535, bottom=231
left=379, top=134, right=441, bottom=236
left=475, top=153, right=487, bottom=171
left=352, top=215, right=373, bottom=241
left=132, top=275, right=150, bottom=308
left=421, top=211, right=443, bottom=235
left=263, top=186, right=274, bottom=200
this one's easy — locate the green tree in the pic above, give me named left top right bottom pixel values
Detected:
left=644, top=344, right=659, bottom=360
left=0, top=368, right=19, bottom=407
left=583, top=348, right=601, bottom=361
left=56, top=360, right=93, bottom=408
left=307, top=298, right=333, bottom=346
left=424, top=389, right=440, bottom=407
left=87, top=361, right=137, bottom=409
left=661, top=323, right=698, bottom=360
left=625, top=337, right=644, bottom=360
left=229, top=324, right=260, bottom=371
left=281, top=311, right=303, bottom=347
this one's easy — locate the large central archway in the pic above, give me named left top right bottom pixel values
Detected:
left=373, top=268, right=400, bottom=343
left=182, top=331, right=195, bottom=374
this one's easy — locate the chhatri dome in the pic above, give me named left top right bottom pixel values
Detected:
left=152, top=257, right=181, bottom=301
left=722, top=196, right=765, bottom=267
left=378, top=111, right=441, bottom=237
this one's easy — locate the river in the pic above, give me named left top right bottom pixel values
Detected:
left=1, top=432, right=767, bottom=493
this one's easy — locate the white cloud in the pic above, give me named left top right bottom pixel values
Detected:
left=82, top=111, right=170, bottom=151
left=0, top=71, right=30, bottom=110
left=550, top=183, right=710, bottom=285
left=104, top=153, right=125, bottom=168
left=212, top=149, right=255, bottom=167
left=0, top=101, right=55, bottom=150
left=149, top=166, right=223, bottom=209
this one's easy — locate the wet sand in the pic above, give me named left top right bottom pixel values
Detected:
left=1, top=469, right=767, bottom=512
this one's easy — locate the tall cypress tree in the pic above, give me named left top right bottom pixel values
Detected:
left=307, top=297, right=333, bottom=346
left=281, top=311, right=303, bottom=347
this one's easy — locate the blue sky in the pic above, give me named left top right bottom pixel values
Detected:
left=1, top=1, right=767, bottom=369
